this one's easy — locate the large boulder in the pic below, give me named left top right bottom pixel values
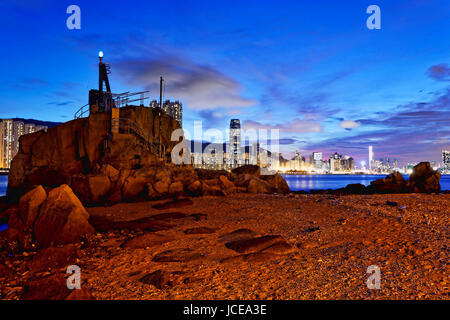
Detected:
left=186, top=180, right=202, bottom=196
left=342, top=183, right=367, bottom=194
left=408, top=162, right=441, bottom=193
left=71, top=174, right=111, bottom=205
left=18, top=185, right=47, bottom=229
left=234, top=174, right=255, bottom=188
left=153, top=179, right=170, bottom=194
left=168, top=181, right=184, bottom=196
left=219, top=175, right=235, bottom=189
left=231, top=165, right=261, bottom=176
left=201, top=182, right=225, bottom=196
left=261, top=173, right=290, bottom=194
left=34, top=184, right=94, bottom=248
left=367, top=171, right=407, bottom=194
left=122, top=175, right=148, bottom=201
left=247, top=178, right=272, bottom=194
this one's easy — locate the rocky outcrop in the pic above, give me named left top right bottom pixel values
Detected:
left=7, top=106, right=181, bottom=202
left=28, top=164, right=288, bottom=206
left=341, top=162, right=441, bottom=195
left=7, top=107, right=289, bottom=207
left=408, top=162, right=441, bottom=193
left=366, top=171, right=408, bottom=194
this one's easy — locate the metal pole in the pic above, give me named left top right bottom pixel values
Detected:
left=159, top=76, right=163, bottom=159
left=99, top=56, right=103, bottom=92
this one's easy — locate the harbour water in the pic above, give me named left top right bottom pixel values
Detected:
left=0, top=175, right=8, bottom=230
left=1, top=174, right=449, bottom=196
left=282, top=174, right=450, bottom=192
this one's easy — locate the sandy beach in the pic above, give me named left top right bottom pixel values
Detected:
left=3, top=193, right=447, bottom=300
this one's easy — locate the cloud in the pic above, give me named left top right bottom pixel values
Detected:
left=13, top=78, right=49, bottom=90
left=427, top=63, right=450, bottom=81
left=340, top=120, right=361, bottom=129
left=243, top=118, right=322, bottom=134
left=197, top=110, right=227, bottom=128
left=47, top=101, right=73, bottom=106
left=114, top=55, right=257, bottom=110
left=301, top=87, right=450, bottom=165
left=277, top=138, right=299, bottom=145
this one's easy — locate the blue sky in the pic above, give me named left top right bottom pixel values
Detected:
left=0, top=0, right=449, bottom=165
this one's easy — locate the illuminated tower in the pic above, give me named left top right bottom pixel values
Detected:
left=0, top=120, right=14, bottom=168
left=443, top=150, right=450, bottom=172
left=229, top=119, right=241, bottom=169
left=369, top=146, right=374, bottom=171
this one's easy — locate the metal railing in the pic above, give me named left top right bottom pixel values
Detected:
left=74, top=91, right=150, bottom=119
left=74, top=103, right=90, bottom=119
left=113, top=91, right=149, bottom=108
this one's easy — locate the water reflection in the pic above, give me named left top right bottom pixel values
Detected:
left=282, top=174, right=450, bottom=192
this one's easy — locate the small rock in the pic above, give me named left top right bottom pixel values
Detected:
left=152, top=248, right=203, bottom=262
left=225, top=235, right=287, bottom=254
left=386, top=201, right=399, bottom=207
left=184, top=227, right=216, bottom=235
left=65, top=288, right=96, bottom=300
left=139, top=270, right=171, bottom=290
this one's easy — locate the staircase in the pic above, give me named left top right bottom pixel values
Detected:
left=112, top=118, right=166, bottom=159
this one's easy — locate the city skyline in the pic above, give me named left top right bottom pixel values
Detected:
left=0, top=1, right=449, bottom=166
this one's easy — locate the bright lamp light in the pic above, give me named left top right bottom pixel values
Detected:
left=98, top=51, right=104, bottom=58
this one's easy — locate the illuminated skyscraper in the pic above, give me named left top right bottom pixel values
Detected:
left=0, top=120, right=47, bottom=169
left=13, top=121, right=25, bottom=155
left=443, top=150, right=450, bottom=171
left=229, top=119, right=241, bottom=168
left=311, top=152, right=323, bottom=170
left=163, top=100, right=182, bottom=126
left=329, top=152, right=342, bottom=173
left=0, top=119, right=14, bottom=168
left=369, top=146, right=374, bottom=171
left=24, top=123, right=36, bottom=134
left=150, top=99, right=183, bottom=126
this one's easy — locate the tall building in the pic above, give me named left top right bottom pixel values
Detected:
left=311, top=152, right=323, bottom=170
left=341, top=156, right=354, bottom=172
left=0, top=120, right=47, bottom=169
left=0, top=119, right=14, bottom=168
left=229, top=119, right=241, bottom=169
left=150, top=99, right=183, bottom=126
left=163, top=100, right=182, bottom=126
left=329, top=152, right=342, bottom=173
left=24, top=123, right=36, bottom=134
left=13, top=121, right=24, bottom=155
left=443, top=150, right=450, bottom=171
left=369, top=146, right=374, bottom=171
left=35, top=125, right=48, bottom=132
